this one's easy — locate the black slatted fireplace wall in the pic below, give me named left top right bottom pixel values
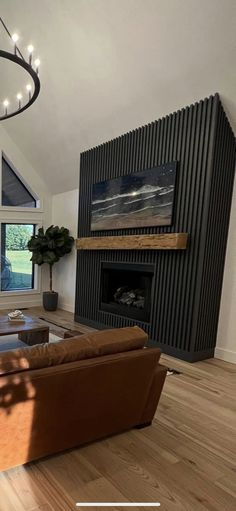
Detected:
left=75, top=94, right=236, bottom=362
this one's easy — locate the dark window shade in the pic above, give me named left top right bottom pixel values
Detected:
left=2, top=157, right=36, bottom=208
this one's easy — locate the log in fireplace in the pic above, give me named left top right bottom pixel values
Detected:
left=100, top=262, right=155, bottom=322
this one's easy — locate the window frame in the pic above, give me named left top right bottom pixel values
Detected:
left=0, top=220, right=42, bottom=296
left=0, top=151, right=44, bottom=296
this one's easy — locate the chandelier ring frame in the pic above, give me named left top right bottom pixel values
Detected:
left=0, top=50, right=40, bottom=121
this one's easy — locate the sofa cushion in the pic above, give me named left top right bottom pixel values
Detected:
left=0, top=326, right=148, bottom=376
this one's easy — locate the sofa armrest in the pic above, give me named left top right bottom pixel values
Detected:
left=137, top=363, right=167, bottom=426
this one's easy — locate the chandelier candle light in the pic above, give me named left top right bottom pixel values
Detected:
left=0, top=17, right=41, bottom=120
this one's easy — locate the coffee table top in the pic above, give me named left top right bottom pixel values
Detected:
left=0, top=315, right=49, bottom=335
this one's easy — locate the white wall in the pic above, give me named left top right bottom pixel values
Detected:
left=52, top=189, right=78, bottom=312
left=215, top=178, right=236, bottom=364
left=0, top=124, right=52, bottom=309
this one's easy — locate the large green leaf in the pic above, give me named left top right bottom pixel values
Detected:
left=27, top=226, right=74, bottom=289
left=30, top=252, right=44, bottom=265
left=28, top=225, right=74, bottom=268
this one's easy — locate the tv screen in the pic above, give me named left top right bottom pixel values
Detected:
left=91, top=161, right=177, bottom=231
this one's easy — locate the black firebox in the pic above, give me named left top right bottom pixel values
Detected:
left=100, top=262, right=155, bottom=322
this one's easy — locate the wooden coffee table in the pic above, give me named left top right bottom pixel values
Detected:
left=0, top=315, right=49, bottom=346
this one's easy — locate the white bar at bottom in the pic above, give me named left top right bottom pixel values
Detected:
left=76, top=504, right=160, bottom=507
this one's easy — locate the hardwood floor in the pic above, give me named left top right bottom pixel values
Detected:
left=0, top=307, right=236, bottom=511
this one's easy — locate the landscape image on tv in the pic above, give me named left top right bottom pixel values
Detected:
left=91, top=162, right=177, bottom=231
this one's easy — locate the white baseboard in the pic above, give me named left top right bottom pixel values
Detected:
left=214, top=347, right=236, bottom=364
left=59, top=300, right=75, bottom=313
left=0, top=299, right=42, bottom=310
left=0, top=296, right=74, bottom=313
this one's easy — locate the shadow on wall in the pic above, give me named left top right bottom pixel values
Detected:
left=216, top=180, right=236, bottom=357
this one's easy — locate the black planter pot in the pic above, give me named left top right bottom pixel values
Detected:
left=43, top=291, right=58, bottom=311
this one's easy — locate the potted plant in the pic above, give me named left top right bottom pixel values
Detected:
left=28, top=225, right=74, bottom=311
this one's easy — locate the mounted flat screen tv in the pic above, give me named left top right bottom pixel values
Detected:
left=91, top=161, right=177, bottom=231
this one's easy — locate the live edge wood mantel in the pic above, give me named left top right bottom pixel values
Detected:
left=76, top=233, right=188, bottom=251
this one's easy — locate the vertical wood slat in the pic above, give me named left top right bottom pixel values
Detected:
left=76, top=94, right=236, bottom=362
left=194, top=102, right=236, bottom=352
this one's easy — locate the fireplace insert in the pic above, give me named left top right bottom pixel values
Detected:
left=100, top=262, right=154, bottom=322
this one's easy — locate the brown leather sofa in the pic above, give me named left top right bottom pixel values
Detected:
left=0, top=326, right=167, bottom=472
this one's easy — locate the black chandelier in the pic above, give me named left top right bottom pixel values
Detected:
left=0, top=17, right=41, bottom=121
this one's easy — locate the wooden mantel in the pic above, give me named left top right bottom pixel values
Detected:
left=76, top=233, right=188, bottom=251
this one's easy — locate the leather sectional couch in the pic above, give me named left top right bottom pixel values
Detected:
left=0, top=326, right=167, bottom=472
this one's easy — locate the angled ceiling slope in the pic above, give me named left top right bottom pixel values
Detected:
left=0, top=0, right=235, bottom=193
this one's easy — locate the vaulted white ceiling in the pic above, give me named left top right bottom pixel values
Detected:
left=1, top=0, right=235, bottom=193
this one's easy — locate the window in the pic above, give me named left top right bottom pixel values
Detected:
left=2, top=156, right=36, bottom=208
left=0, top=152, right=41, bottom=295
left=0, top=224, right=35, bottom=291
